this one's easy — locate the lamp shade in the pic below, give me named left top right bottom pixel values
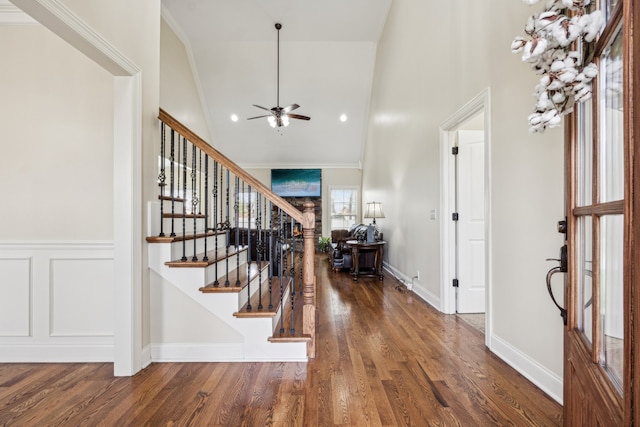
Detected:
left=364, top=202, right=385, bottom=220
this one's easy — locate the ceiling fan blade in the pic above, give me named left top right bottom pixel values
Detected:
left=247, top=115, right=272, bottom=120
left=287, top=114, right=311, bottom=121
left=282, top=103, right=300, bottom=113
left=252, top=104, right=273, bottom=112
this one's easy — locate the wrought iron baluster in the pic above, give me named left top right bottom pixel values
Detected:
left=246, top=184, right=252, bottom=310
left=290, top=216, right=296, bottom=334
left=224, top=168, right=230, bottom=287
left=203, top=154, right=209, bottom=262
left=212, top=161, right=219, bottom=286
left=278, top=208, right=285, bottom=334
left=191, top=144, right=199, bottom=261
left=169, top=129, right=176, bottom=237
left=198, top=150, right=202, bottom=215
left=158, top=123, right=166, bottom=237
left=234, top=176, right=240, bottom=286
left=181, top=136, right=187, bottom=262
left=256, top=192, right=263, bottom=310
left=268, top=201, right=274, bottom=310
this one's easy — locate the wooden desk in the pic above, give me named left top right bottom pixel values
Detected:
left=346, top=240, right=386, bottom=281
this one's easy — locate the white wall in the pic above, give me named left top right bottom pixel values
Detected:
left=0, top=25, right=113, bottom=240
left=160, top=17, right=212, bottom=143
left=364, top=0, right=565, bottom=401
left=55, top=0, right=162, bottom=352
left=0, top=24, right=116, bottom=361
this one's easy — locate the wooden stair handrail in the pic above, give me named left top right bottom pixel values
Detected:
left=159, top=108, right=305, bottom=225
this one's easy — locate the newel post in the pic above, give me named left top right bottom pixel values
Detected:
left=302, top=200, right=316, bottom=358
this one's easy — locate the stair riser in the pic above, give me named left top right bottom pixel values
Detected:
left=204, top=250, right=248, bottom=283
left=150, top=244, right=246, bottom=286
left=236, top=272, right=270, bottom=309
left=167, top=235, right=227, bottom=260
left=161, top=217, right=207, bottom=235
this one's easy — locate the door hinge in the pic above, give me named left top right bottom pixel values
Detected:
left=453, top=278, right=459, bottom=288
left=452, top=212, right=459, bottom=221
left=452, top=146, right=459, bottom=155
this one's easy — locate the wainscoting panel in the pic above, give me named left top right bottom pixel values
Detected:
left=0, top=257, right=32, bottom=337
left=50, top=258, right=115, bottom=337
left=0, top=242, right=115, bottom=362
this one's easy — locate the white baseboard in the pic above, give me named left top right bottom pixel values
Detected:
left=141, top=343, right=152, bottom=369
left=151, top=343, right=245, bottom=362
left=490, top=334, right=563, bottom=404
left=383, top=263, right=441, bottom=309
left=0, top=343, right=113, bottom=362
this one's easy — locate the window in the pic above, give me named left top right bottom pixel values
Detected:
left=330, top=187, right=358, bottom=230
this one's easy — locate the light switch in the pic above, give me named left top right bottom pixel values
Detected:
left=430, top=209, right=437, bottom=220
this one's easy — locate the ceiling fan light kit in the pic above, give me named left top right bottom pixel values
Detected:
left=247, top=23, right=311, bottom=129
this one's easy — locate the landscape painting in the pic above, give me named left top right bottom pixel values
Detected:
left=271, top=169, right=321, bottom=197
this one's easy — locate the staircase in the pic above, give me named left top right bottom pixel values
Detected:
left=146, top=109, right=316, bottom=362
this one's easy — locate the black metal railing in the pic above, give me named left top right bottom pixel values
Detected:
left=155, top=109, right=315, bottom=355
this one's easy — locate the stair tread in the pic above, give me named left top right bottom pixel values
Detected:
left=159, top=195, right=185, bottom=202
left=162, top=213, right=206, bottom=219
left=146, top=230, right=222, bottom=244
left=233, top=276, right=293, bottom=318
left=199, top=262, right=269, bottom=292
left=165, top=245, right=247, bottom=267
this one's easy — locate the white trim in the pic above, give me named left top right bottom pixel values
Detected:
left=151, top=343, right=308, bottom=363
left=383, top=263, right=441, bottom=309
left=0, top=1, right=37, bottom=24
left=0, top=241, right=116, bottom=361
left=439, top=88, right=493, bottom=348
left=490, top=334, right=563, bottom=404
left=0, top=343, right=114, bottom=362
left=10, top=0, right=144, bottom=376
left=239, top=162, right=362, bottom=170
left=151, top=343, right=244, bottom=362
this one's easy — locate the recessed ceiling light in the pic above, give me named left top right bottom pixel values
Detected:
left=231, top=114, right=239, bottom=122
left=340, top=114, right=347, bottom=122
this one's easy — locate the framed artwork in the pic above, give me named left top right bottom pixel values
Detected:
left=271, top=169, right=321, bottom=197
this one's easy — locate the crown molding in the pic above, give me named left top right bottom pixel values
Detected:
left=0, top=1, right=37, bottom=25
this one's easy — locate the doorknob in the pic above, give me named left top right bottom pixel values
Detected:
left=546, top=244, right=567, bottom=325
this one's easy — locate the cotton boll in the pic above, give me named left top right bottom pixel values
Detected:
left=524, top=0, right=542, bottom=5
left=559, top=69, right=578, bottom=83
left=550, top=60, right=566, bottom=72
left=552, top=91, right=566, bottom=104
left=548, top=79, right=565, bottom=91
left=512, top=37, right=527, bottom=53
left=542, top=109, right=561, bottom=127
left=560, top=0, right=573, bottom=7
left=548, top=114, right=562, bottom=128
left=583, top=62, right=598, bottom=78
left=523, top=37, right=548, bottom=62
left=584, top=10, right=604, bottom=42
left=539, top=11, right=560, bottom=23
left=525, top=16, right=537, bottom=34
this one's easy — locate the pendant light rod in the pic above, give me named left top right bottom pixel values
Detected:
left=275, top=23, right=281, bottom=108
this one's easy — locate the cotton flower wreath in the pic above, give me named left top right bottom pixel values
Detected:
left=512, top=0, right=604, bottom=133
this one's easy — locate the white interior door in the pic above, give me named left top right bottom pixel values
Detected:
left=456, top=130, right=485, bottom=313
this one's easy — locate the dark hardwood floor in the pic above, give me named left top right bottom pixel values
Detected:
left=0, top=255, right=562, bottom=426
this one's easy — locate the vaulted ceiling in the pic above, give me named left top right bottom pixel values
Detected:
left=2, top=0, right=392, bottom=168
left=161, top=0, right=392, bottom=168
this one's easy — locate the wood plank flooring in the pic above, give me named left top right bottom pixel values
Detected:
left=0, top=255, right=562, bottom=426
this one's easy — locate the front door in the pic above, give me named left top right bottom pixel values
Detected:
left=564, top=1, right=638, bottom=424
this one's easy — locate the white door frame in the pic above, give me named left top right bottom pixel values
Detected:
left=12, top=0, right=144, bottom=375
left=439, top=88, right=492, bottom=346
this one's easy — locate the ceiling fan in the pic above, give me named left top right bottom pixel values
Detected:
left=247, top=23, right=310, bottom=128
